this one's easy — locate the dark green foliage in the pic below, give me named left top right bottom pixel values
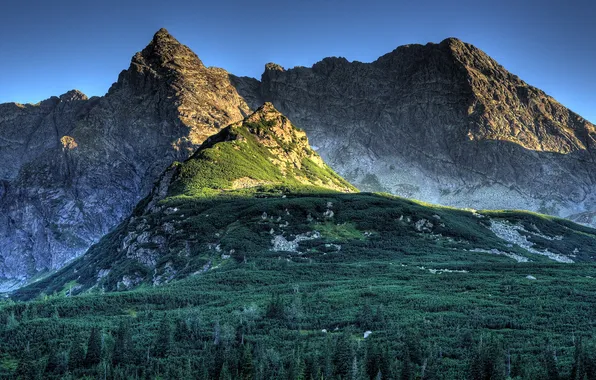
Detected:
left=85, top=326, right=102, bottom=367
left=68, top=333, right=86, bottom=371
left=468, top=335, right=505, bottom=380
left=4, top=171, right=596, bottom=379
left=155, top=315, right=173, bottom=358
left=240, top=343, right=254, bottom=380
left=113, top=320, right=133, bottom=366
left=333, top=332, right=353, bottom=378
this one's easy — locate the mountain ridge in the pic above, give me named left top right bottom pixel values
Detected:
left=234, top=35, right=596, bottom=226
left=2, top=28, right=596, bottom=289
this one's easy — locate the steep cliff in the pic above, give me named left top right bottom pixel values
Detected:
left=235, top=38, right=596, bottom=226
left=0, top=29, right=250, bottom=289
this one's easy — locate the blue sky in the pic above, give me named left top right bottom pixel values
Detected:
left=1, top=0, right=594, bottom=122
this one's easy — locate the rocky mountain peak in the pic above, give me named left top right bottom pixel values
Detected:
left=134, top=27, right=203, bottom=69
left=265, top=62, right=285, bottom=72
left=166, top=104, right=356, bottom=198
left=58, top=89, right=88, bottom=102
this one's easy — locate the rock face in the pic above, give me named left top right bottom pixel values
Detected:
left=0, top=29, right=250, bottom=289
left=233, top=38, right=596, bottom=225
left=14, top=105, right=357, bottom=295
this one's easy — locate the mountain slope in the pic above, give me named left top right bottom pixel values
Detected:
left=16, top=106, right=596, bottom=299
left=233, top=38, right=596, bottom=226
left=0, top=29, right=251, bottom=289
left=3, top=31, right=596, bottom=291
left=8, top=105, right=596, bottom=379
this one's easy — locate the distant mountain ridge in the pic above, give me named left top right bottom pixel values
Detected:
left=233, top=37, right=596, bottom=223
left=1, top=29, right=595, bottom=289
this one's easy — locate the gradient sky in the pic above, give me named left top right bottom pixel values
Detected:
left=1, top=0, right=594, bottom=122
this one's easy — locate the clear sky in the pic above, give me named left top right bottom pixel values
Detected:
left=1, top=0, right=594, bottom=122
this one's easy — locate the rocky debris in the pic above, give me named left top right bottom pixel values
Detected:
left=469, top=248, right=529, bottom=263
left=117, top=274, right=143, bottom=290
left=488, top=220, right=574, bottom=263
left=418, top=266, right=469, bottom=274
left=324, top=243, right=341, bottom=251
left=234, top=38, right=596, bottom=227
left=271, top=231, right=321, bottom=252
left=414, top=219, right=434, bottom=232
left=152, top=261, right=177, bottom=285
left=97, top=269, right=111, bottom=280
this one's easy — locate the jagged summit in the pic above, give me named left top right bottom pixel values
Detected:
left=59, top=89, right=88, bottom=102
left=133, top=27, right=204, bottom=69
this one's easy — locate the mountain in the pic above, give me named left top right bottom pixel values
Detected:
left=8, top=105, right=596, bottom=379
left=3, top=30, right=596, bottom=290
left=16, top=105, right=596, bottom=299
left=0, top=29, right=250, bottom=290
left=233, top=37, right=596, bottom=226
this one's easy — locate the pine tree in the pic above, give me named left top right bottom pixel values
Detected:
left=46, top=346, right=68, bottom=375
left=357, top=301, right=373, bottom=329
left=113, top=320, right=133, bottom=366
left=240, top=343, right=254, bottom=380
left=570, top=338, right=584, bottom=380
left=366, top=341, right=381, bottom=380
left=85, top=327, right=102, bottom=367
left=400, top=353, right=413, bottom=380
left=544, top=348, right=559, bottom=380
left=219, top=362, right=232, bottom=380
left=69, top=333, right=87, bottom=371
left=334, top=332, right=353, bottom=378
left=155, top=316, right=173, bottom=358
left=16, top=343, right=38, bottom=379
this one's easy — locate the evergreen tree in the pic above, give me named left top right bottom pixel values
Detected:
left=85, top=326, right=102, bottom=367
left=219, top=362, right=233, bottom=380
left=113, top=320, right=133, bottom=366
left=46, top=347, right=68, bottom=375
left=240, top=343, right=254, bottom=380
left=570, top=339, right=584, bottom=380
left=288, top=350, right=306, bottom=380
left=69, top=333, right=87, bottom=371
left=265, top=294, right=286, bottom=320
left=543, top=348, right=559, bottom=380
left=357, top=301, right=373, bottom=329
left=334, top=332, right=353, bottom=378
left=400, top=353, right=413, bottom=380
left=155, top=316, right=173, bottom=358
left=16, top=343, right=39, bottom=380
left=366, top=341, right=381, bottom=380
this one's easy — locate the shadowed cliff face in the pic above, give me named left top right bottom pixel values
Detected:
left=232, top=38, right=596, bottom=226
left=0, top=29, right=250, bottom=289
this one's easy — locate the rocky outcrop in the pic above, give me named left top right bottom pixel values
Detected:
left=0, top=29, right=250, bottom=289
left=233, top=38, right=596, bottom=226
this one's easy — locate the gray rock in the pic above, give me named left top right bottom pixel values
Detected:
left=233, top=38, right=596, bottom=227
left=0, top=29, right=251, bottom=284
